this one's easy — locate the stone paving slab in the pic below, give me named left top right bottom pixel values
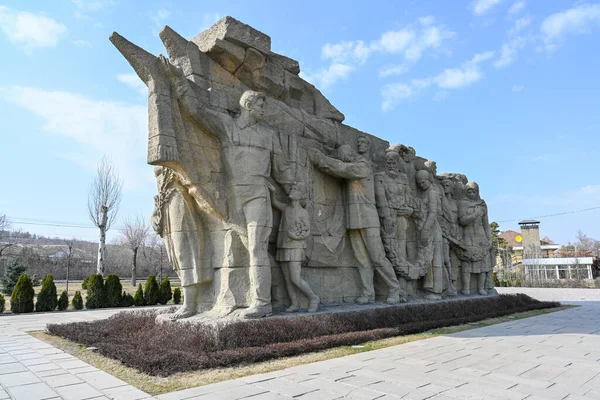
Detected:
left=1, top=289, right=599, bottom=399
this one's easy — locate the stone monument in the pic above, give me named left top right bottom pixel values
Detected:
left=112, top=16, right=496, bottom=319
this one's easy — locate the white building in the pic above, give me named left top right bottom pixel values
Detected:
left=523, top=257, right=594, bottom=281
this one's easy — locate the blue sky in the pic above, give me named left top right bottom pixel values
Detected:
left=1, top=0, right=599, bottom=245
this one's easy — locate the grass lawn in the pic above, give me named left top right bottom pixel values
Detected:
left=31, top=305, right=571, bottom=396
left=1, top=279, right=181, bottom=313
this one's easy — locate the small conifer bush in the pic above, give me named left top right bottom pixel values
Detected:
left=159, top=277, right=172, bottom=305
left=85, top=274, right=105, bottom=309
left=1, top=260, right=27, bottom=295
left=57, top=290, right=69, bottom=311
left=81, top=276, right=89, bottom=290
left=35, top=274, right=58, bottom=312
left=173, top=287, right=182, bottom=305
left=120, top=291, right=134, bottom=307
left=144, top=276, right=160, bottom=306
left=10, top=274, right=34, bottom=314
left=104, top=274, right=123, bottom=308
left=133, top=283, right=145, bottom=306
left=0, top=293, right=5, bottom=313
left=72, top=291, right=84, bottom=310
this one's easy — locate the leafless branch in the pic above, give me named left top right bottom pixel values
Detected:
left=120, top=215, right=150, bottom=252
left=87, top=156, right=123, bottom=231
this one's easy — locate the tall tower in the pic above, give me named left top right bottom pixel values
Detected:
left=519, top=220, right=541, bottom=258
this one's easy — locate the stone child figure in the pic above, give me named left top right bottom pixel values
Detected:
left=458, top=182, right=493, bottom=295
left=270, top=182, right=320, bottom=313
left=311, top=137, right=403, bottom=305
left=151, top=166, right=211, bottom=319
left=160, top=56, right=291, bottom=318
left=416, top=170, right=446, bottom=300
left=374, top=150, right=414, bottom=278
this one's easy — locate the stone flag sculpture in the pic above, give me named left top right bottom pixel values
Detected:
left=111, top=16, right=495, bottom=320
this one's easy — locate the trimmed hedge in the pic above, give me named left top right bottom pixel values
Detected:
left=133, top=284, right=145, bottom=306
left=144, top=276, right=160, bottom=306
left=159, top=277, right=172, bottom=305
left=10, top=274, right=34, bottom=314
left=120, top=291, right=134, bottom=307
left=35, top=274, right=58, bottom=312
left=104, top=275, right=123, bottom=308
left=57, top=291, right=69, bottom=311
left=72, top=291, right=83, bottom=310
left=47, top=294, right=560, bottom=377
left=85, top=274, right=105, bottom=309
left=173, top=287, right=181, bottom=305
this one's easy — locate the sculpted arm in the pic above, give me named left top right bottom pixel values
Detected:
left=422, top=189, right=438, bottom=239
left=458, top=202, right=481, bottom=226
left=314, top=153, right=370, bottom=180
left=159, top=56, right=229, bottom=140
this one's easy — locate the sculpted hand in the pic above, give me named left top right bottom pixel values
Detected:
left=383, top=217, right=394, bottom=233
left=397, top=206, right=412, bottom=217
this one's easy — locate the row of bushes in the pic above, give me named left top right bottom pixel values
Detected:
left=0, top=273, right=181, bottom=314
left=47, top=294, right=560, bottom=376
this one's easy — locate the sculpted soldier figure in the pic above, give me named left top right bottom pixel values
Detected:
left=416, top=170, right=446, bottom=300
left=311, top=137, right=403, bottom=304
left=374, top=151, right=414, bottom=278
left=458, top=182, right=493, bottom=295
left=160, top=56, right=291, bottom=318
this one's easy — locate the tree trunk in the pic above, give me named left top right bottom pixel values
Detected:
left=96, top=205, right=108, bottom=276
left=66, top=258, right=70, bottom=295
left=131, top=247, right=138, bottom=287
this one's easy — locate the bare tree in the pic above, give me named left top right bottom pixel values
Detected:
left=120, top=216, right=149, bottom=286
left=62, top=239, right=76, bottom=295
left=147, top=234, right=168, bottom=281
left=0, top=214, right=14, bottom=257
left=88, top=157, right=122, bottom=276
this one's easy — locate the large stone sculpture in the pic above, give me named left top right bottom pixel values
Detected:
left=311, top=139, right=403, bottom=304
left=111, top=16, right=495, bottom=319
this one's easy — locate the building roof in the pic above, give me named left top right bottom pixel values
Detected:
left=518, top=219, right=540, bottom=225
left=499, top=230, right=521, bottom=247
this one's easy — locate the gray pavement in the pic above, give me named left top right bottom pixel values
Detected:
left=1, top=288, right=599, bottom=399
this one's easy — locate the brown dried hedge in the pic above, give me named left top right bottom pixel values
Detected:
left=47, top=294, right=559, bottom=376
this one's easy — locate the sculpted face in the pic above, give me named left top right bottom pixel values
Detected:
left=248, top=97, right=266, bottom=120
left=385, top=153, right=399, bottom=172
left=401, top=147, right=415, bottom=163
left=441, top=179, right=453, bottom=195
left=417, top=175, right=431, bottom=191
left=357, top=136, right=370, bottom=154
left=466, top=188, right=477, bottom=200
left=288, top=184, right=303, bottom=201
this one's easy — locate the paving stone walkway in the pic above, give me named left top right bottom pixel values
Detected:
left=1, top=288, right=599, bottom=399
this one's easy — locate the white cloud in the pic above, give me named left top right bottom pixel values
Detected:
left=381, top=83, right=415, bottom=111
left=1, top=86, right=150, bottom=190
left=470, top=0, right=506, bottom=16
left=302, top=64, right=355, bottom=89
left=508, top=1, right=526, bottom=17
left=379, top=64, right=409, bottom=78
left=316, top=16, right=455, bottom=87
left=0, top=7, right=67, bottom=54
left=73, top=39, right=92, bottom=47
left=493, top=36, right=527, bottom=68
left=512, top=84, right=524, bottom=92
left=541, top=3, right=600, bottom=52
left=381, top=51, right=493, bottom=110
left=493, top=16, right=532, bottom=68
left=117, top=73, right=146, bottom=95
